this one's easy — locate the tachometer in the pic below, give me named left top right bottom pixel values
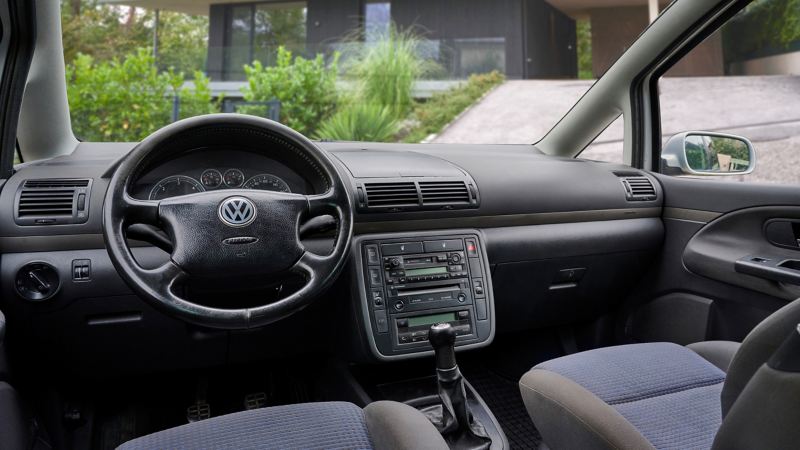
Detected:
left=200, top=169, right=223, bottom=188
left=223, top=169, right=245, bottom=187
left=149, top=176, right=204, bottom=200
left=243, top=174, right=292, bottom=193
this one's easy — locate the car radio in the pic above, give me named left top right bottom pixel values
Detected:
left=356, top=232, right=495, bottom=360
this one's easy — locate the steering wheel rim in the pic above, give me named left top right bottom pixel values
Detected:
left=102, top=114, right=353, bottom=329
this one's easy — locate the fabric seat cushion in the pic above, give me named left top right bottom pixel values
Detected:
left=118, top=401, right=373, bottom=450
left=521, top=342, right=726, bottom=450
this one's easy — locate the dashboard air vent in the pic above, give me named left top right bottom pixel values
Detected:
left=620, top=176, right=657, bottom=201
left=24, top=179, right=90, bottom=188
left=15, top=179, right=92, bottom=226
left=357, top=177, right=480, bottom=212
left=419, top=181, right=471, bottom=205
left=364, top=182, right=420, bottom=208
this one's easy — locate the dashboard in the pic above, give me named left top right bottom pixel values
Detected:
left=0, top=139, right=665, bottom=376
left=130, top=148, right=315, bottom=200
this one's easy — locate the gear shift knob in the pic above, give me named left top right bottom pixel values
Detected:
left=429, top=322, right=457, bottom=370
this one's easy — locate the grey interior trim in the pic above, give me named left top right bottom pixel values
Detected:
left=663, top=207, right=721, bottom=224
left=17, top=0, right=78, bottom=161
left=0, top=235, right=152, bottom=253
left=355, top=208, right=661, bottom=234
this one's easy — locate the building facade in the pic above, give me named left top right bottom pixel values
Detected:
left=104, top=0, right=799, bottom=82
left=203, top=0, right=578, bottom=81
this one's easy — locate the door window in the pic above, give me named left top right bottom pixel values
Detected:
left=658, top=0, right=800, bottom=184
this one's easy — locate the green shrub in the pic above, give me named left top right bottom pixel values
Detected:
left=315, top=102, right=400, bottom=142
left=66, top=49, right=217, bottom=141
left=403, top=71, right=505, bottom=143
left=349, top=25, right=423, bottom=118
left=241, top=47, right=339, bottom=135
left=178, top=71, right=221, bottom=119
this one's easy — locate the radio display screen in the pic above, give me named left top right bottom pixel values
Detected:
left=407, top=312, right=457, bottom=328
left=404, top=266, right=448, bottom=276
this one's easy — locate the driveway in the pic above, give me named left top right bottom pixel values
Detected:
left=433, top=76, right=800, bottom=184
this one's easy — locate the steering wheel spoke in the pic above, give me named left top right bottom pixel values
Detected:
left=306, top=190, right=341, bottom=218
left=122, top=194, right=160, bottom=225
left=141, top=259, right=187, bottom=291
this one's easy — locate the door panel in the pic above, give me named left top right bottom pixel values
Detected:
left=625, top=175, right=800, bottom=344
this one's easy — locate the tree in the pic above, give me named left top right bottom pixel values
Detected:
left=60, top=0, right=209, bottom=76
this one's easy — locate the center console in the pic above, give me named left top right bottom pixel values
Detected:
left=354, top=230, right=495, bottom=360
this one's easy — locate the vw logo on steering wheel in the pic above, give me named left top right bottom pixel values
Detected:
left=218, top=197, right=256, bottom=227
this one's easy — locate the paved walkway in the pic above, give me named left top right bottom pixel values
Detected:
left=433, top=76, right=800, bottom=184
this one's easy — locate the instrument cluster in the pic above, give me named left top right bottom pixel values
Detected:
left=148, top=168, right=292, bottom=200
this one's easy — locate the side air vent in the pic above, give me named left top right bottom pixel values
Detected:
left=364, top=182, right=420, bottom=208
left=357, top=178, right=480, bottom=212
left=419, top=181, right=471, bottom=205
left=15, top=179, right=92, bottom=226
left=620, top=176, right=657, bottom=201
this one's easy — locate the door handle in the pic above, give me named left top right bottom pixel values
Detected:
left=735, top=256, right=800, bottom=286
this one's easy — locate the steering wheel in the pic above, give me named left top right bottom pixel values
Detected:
left=102, top=115, right=353, bottom=329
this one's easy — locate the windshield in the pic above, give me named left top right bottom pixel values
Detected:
left=59, top=0, right=617, bottom=146
left=60, top=0, right=794, bottom=166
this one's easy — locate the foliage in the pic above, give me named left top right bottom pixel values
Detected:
left=347, top=25, right=424, bottom=118
left=66, top=50, right=216, bottom=141
left=61, top=0, right=208, bottom=74
left=402, top=71, right=505, bottom=143
left=241, top=47, right=340, bottom=135
left=577, top=19, right=594, bottom=80
left=178, top=71, right=222, bottom=120
left=315, top=102, right=400, bottom=142
left=724, top=0, right=800, bottom=61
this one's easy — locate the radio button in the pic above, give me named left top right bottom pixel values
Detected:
left=424, top=240, right=464, bottom=252
left=374, top=310, right=388, bottom=333
left=366, top=245, right=380, bottom=264
left=458, top=310, right=470, bottom=319
left=457, top=293, right=467, bottom=303
left=399, top=333, right=412, bottom=344
left=394, top=301, right=405, bottom=311
left=397, top=318, right=409, bottom=328
left=382, top=242, right=423, bottom=256
left=369, top=268, right=382, bottom=286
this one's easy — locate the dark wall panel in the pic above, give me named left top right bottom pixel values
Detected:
left=391, top=0, right=525, bottom=78
left=306, top=0, right=362, bottom=47
left=523, top=0, right=577, bottom=79
left=207, top=3, right=226, bottom=80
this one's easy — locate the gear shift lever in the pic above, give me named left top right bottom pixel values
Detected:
left=424, top=323, right=491, bottom=449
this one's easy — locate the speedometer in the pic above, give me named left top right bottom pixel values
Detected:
left=243, top=174, right=291, bottom=193
left=149, top=175, right=205, bottom=200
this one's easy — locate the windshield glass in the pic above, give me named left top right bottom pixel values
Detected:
left=59, top=0, right=765, bottom=158
left=60, top=0, right=634, bottom=147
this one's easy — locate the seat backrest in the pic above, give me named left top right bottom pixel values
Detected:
left=713, top=324, right=800, bottom=449
left=722, top=297, right=800, bottom=416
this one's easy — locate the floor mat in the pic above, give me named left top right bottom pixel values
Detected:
left=465, top=368, right=542, bottom=450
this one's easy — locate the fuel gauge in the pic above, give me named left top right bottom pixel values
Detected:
left=201, top=169, right=222, bottom=188
left=223, top=169, right=245, bottom=187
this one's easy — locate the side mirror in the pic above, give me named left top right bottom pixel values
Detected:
left=661, top=132, right=756, bottom=176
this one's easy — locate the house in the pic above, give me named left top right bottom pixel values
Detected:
left=100, top=0, right=798, bottom=91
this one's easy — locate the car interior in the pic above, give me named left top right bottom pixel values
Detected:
left=0, top=0, right=799, bottom=449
